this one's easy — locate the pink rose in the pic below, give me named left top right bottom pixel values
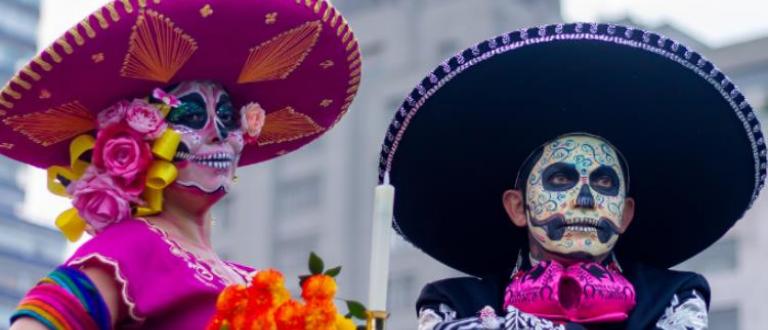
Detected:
left=125, top=99, right=167, bottom=139
left=93, top=124, right=151, bottom=195
left=97, top=100, right=129, bottom=129
left=67, top=167, right=139, bottom=233
left=241, top=102, right=266, bottom=144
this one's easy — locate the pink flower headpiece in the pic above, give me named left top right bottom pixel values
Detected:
left=51, top=89, right=183, bottom=241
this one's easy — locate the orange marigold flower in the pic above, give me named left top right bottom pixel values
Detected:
left=334, top=314, right=357, bottom=330
left=301, top=274, right=337, bottom=302
left=305, top=300, right=337, bottom=330
left=274, top=300, right=307, bottom=330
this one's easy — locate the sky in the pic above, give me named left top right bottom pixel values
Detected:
left=20, top=0, right=768, bottom=226
left=562, top=0, right=768, bottom=47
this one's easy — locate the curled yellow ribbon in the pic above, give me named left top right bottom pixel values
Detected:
left=135, top=188, right=163, bottom=216
left=152, top=129, right=181, bottom=161
left=69, top=134, right=95, bottom=176
left=146, top=160, right=178, bottom=190
left=55, top=208, right=86, bottom=242
left=46, top=166, right=79, bottom=197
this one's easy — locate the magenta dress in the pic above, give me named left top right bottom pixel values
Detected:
left=65, top=218, right=252, bottom=329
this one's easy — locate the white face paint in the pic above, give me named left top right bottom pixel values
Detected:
left=525, top=135, right=628, bottom=258
left=166, top=81, right=245, bottom=193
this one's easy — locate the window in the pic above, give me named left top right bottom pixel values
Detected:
left=387, top=274, right=416, bottom=310
left=708, top=307, right=738, bottom=330
left=273, top=173, right=322, bottom=219
left=676, top=238, right=737, bottom=274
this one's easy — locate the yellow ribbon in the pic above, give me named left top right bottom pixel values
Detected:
left=152, top=129, right=181, bottom=161
left=55, top=208, right=86, bottom=242
left=46, top=166, right=79, bottom=197
left=146, top=160, right=178, bottom=190
left=69, top=134, right=95, bottom=176
left=135, top=188, right=163, bottom=216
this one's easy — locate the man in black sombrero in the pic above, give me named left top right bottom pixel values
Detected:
left=378, top=23, right=766, bottom=330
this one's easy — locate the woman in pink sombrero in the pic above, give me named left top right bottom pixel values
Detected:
left=3, top=0, right=361, bottom=329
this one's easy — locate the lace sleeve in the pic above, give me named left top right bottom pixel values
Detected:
left=655, top=289, right=708, bottom=330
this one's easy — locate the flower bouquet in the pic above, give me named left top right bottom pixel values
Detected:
left=207, top=253, right=367, bottom=330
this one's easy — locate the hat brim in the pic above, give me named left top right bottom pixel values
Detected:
left=380, top=23, right=766, bottom=277
left=0, top=0, right=361, bottom=169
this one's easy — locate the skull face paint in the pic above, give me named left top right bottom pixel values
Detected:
left=167, top=81, right=245, bottom=193
left=525, top=135, right=627, bottom=258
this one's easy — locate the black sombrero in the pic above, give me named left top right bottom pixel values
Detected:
left=378, top=23, right=767, bottom=277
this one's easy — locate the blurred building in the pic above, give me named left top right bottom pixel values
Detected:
left=215, top=1, right=561, bottom=329
left=673, top=33, right=768, bottom=330
left=0, top=0, right=67, bottom=327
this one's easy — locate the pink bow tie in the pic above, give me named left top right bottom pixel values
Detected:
left=504, top=260, right=636, bottom=324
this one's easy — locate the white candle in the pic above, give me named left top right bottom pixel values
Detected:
left=368, top=172, right=395, bottom=311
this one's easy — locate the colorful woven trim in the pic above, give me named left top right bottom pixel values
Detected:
left=10, top=266, right=111, bottom=330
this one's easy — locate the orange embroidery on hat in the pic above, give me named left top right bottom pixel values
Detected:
left=319, top=60, right=334, bottom=69
left=3, top=101, right=95, bottom=147
left=68, top=26, right=85, bottom=46
left=120, top=0, right=134, bottom=13
left=121, top=9, right=198, bottom=83
left=200, top=4, right=213, bottom=18
left=0, top=142, right=13, bottom=150
left=21, top=67, right=41, bottom=81
left=105, top=3, right=120, bottom=22
left=256, top=106, right=324, bottom=146
left=237, top=21, right=322, bottom=84
left=320, top=99, right=333, bottom=108
left=56, top=39, right=74, bottom=55
left=93, top=11, right=109, bottom=29
left=80, top=18, right=96, bottom=38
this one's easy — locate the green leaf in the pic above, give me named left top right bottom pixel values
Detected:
left=346, top=300, right=367, bottom=320
left=309, top=252, right=324, bottom=275
left=324, top=266, right=342, bottom=277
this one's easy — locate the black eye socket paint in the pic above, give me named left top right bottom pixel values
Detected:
left=542, top=162, right=579, bottom=191
left=215, top=93, right=239, bottom=131
left=167, top=93, right=208, bottom=129
left=589, top=165, right=620, bottom=196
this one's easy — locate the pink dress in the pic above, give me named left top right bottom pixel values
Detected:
left=65, top=218, right=252, bottom=329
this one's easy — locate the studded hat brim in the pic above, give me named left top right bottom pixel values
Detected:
left=379, top=23, right=766, bottom=277
left=0, top=0, right=361, bottom=169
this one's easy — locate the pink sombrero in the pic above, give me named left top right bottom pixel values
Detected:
left=0, top=0, right=361, bottom=169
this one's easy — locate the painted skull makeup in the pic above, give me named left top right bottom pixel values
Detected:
left=525, top=135, right=629, bottom=258
left=166, top=81, right=246, bottom=193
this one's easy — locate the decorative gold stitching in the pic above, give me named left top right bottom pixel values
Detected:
left=138, top=0, right=147, bottom=7
left=11, top=76, right=31, bottom=90
left=39, top=89, right=52, bottom=99
left=0, top=95, right=13, bottom=109
left=238, top=21, right=322, bottom=84
left=346, top=40, right=357, bottom=51
left=120, top=0, right=134, bottom=14
left=305, top=0, right=312, bottom=6
left=319, top=59, right=334, bottom=69
left=0, top=142, right=13, bottom=149
left=4, top=87, right=21, bottom=100
left=313, top=0, right=323, bottom=13
left=349, top=57, right=361, bottom=70
left=350, top=66, right=361, bottom=77
left=200, top=4, right=213, bottom=18
left=330, top=11, right=340, bottom=28
left=342, top=29, right=352, bottom=42
left=92, top=53, right=105, bottom=63
left=93, top=11, right=109, bottom=29
left=346, top=84, right=359, bottom=94
left=257, top=106, right=325, bottom=146
left=337, top=18, right=346, bottom=36
left=349, top=75, right=361, bottom=85
left=45, top=48, right=62, bottom=63
left=3, top=101, right=95, bottom=147
left=21, top=67, right=41, bottom=81
left=80, top=19, right=97, bottom=38
left=105, top=3, right=120, bottom=22
left=121, top=9, right=198, bottom=83
left=69, top=27, right=85, bottom=46
left=320, top=99, right=333, bottom=107
left=264, top=12, right=277, bottom=24
left=347, top=50, right=360, bottom=62
left=32, top=56, right=53, bottom=71
left=322, top=7, right=332, bottom=22
left=56, top=39, right=74, bottom=55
